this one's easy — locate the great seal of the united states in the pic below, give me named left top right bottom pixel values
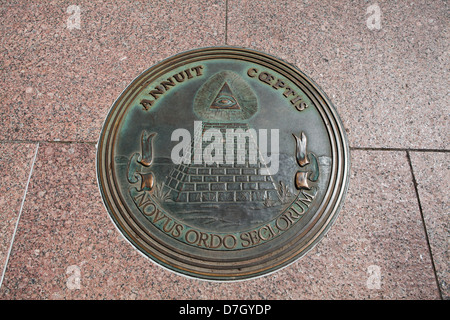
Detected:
left=97, top=47, right=350, bottom=281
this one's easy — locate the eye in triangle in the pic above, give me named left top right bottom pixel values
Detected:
left=210, top=82, right=241, bottom=109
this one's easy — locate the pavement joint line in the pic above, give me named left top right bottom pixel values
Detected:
left=350, top=147, right=450, bottom=153
left=0, top=140, right=96, bottom=145
left=0, top=142, right=39, bottom=290
left=0, top=140, right=449, bottom=153
left=406, top=150, right=444, bottom=300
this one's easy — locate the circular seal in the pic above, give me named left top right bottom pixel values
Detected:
left=97, top=47, right=350, bottom=281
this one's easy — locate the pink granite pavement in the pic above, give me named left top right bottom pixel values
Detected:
left=0, top=0, right=447, bottom=299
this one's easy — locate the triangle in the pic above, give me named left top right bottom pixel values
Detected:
left=210, top=82, right=241, bottom=110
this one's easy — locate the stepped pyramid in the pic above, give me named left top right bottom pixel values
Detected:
left=163, top=71, right=279, bottom=204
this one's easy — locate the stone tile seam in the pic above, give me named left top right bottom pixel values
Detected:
left=351, top=147, right=450, bottom=153
left=0, top=142, right=39, bottom=290
left=406, top=150, right=444, bottom=300
left=0, top=140, right=96, bottom=145
left=0, top=141, right=449, bottom=153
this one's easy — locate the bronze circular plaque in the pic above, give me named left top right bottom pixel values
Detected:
left=97, top=47, right=350, bottom=281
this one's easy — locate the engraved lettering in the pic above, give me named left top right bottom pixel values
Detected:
left=290, top=95, right=303, bottom=106
left=133, top=191, right=152, bottom=207
left=246, top=68, right=308, bottom=111
left=267, top=224, right=278, bottom=238
left=139, top=65, right=204, bottom=110
left=258, top=72, right=275, bottom=85
left=142, top=202, right=157, bottom=216
left=248, top=230, right=260, bottom=246
left=149, top=85, right=165, bottom=99
left=296, top=102, right=307, bottom=111
left=152, top=209, right=167, bottom=224
left=132, top=177, right=316, bottom=251
left=184, top=68, right=193, bottom=79
left=133, top=191, right=158, bottom=216
left=283, top=87, right=296, bottom=98
left=240, top=232, right=251, bottom=248
left=223, top=234, right=237, bottom=249
left=184, top=231, right=237, bottom=249
left=289, top=205, right=304, bottom=218
left=161, top=77, right=176, bottom=91
left=162, top=218, right=176, bottom=233
left=191, top=65, right=204, bottom=76
left=298, top=188, right=316, bottom=207
left=275, top=215, right=290, bottom=231
left=209, top=234, right=223, bottom=249
left=240, top=222, right=281, bottom=248
left=272, top=79, right=286, bottom=90
left=140, top=99, right=154, bottom=111
left=173, top=72, right=186, bottom=83
left=258, top=226, right=271, bottom=241
left=198, top=232, right=209, bottom=248
left=247, top=68, right=258, bottom=77
left=185, top=229, right=199, bottom=244
left=290, top=96, right=308, bottom=111
left=282, top=211, right=295, bottom=225
left=172, top=224, right=184, bottom=238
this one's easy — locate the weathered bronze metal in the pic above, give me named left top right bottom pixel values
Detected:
left=97, top=47, right=350, bottom=281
